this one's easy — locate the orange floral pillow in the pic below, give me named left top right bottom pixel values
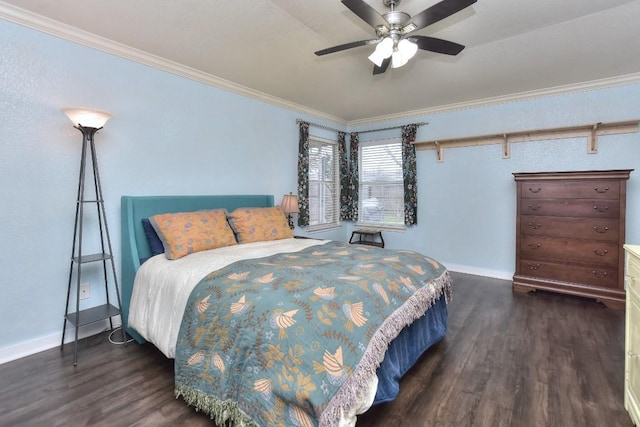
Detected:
left=227, top=207, right=293, bottom=244
left=149, top=209, right=237, bottom=260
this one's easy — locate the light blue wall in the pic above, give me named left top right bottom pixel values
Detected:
left=353, top=86, right=640, bottom=278
left=0, top=19, right=343, bottom=356
left=1, top=16, right=639, bottom=360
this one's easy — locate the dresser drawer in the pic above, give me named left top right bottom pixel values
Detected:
left=520, top=216, right=619, bottom=241
left=520, top=258, right=618, bottom=288
left=521, top=235, right=619, bottom=266
left=519, top=198, right=620, bottom=218
left=521, top=180, right=620, bottom=199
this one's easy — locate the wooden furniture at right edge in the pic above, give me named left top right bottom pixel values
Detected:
left=625, top=244, right=640, bottom=425
left=513, top=169, right=633, bottom=309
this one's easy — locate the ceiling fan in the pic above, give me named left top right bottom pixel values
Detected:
left=315, top=0, right=477, bottom=74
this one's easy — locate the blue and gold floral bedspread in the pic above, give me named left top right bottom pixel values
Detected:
left=174, top=241, right=451, bottom=426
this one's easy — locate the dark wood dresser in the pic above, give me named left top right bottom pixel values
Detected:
left=513, top=169, right=633, bottom=309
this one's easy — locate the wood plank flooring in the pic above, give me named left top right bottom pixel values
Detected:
left=0, top=272, right=632, bottom=426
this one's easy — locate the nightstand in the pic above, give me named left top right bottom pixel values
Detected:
left=349, top=229, right=384, bottom=248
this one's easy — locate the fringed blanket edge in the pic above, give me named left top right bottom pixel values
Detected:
left=319, top=269, right=452, bottom=426
left=175, top=385, right=259, bottom=427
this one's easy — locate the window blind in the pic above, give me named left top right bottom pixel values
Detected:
left=358, top=138, right=405, bottom=228
left=308, top=137, right=340, bottom=232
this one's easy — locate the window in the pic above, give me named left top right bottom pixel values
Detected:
left=358, top=138, right=404, bottom=229
left=307, top=136, right=339, bottom=232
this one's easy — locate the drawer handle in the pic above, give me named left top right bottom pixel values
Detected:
left=594, top=187, right=609, bottom=193
left=528, top=263, right=541, bottom=270
left=528, top=204, right=541, bottom=211
left=527, top=243, right=541, bottom=249
left=528, top=187, right=542, bottom=193
left=593, top=249, right=608, bottom=256
left=593, top=205, right=609, bottom=212
left=593, top=226, right=609, bottom=233
left=528, top=222, right=542, bottom=229
left=592, top=270, right=608, bottom=279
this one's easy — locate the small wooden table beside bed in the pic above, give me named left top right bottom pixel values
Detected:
left=121, top=195, right=451, bottom=427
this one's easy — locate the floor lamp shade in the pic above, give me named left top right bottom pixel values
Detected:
left=62, top=108, right=111, bottom=129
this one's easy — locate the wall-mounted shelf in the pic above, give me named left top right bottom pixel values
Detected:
left=412, top=120, right=639, bottom=162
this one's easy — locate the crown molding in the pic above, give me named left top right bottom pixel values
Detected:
left=0, top=2, right=346, bottom=126
left=347, top=72, right=640, bottom=127
left=2, top=1, right=639, bottom=129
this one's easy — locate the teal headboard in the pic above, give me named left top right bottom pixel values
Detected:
left=120, top=194, right=275, bottom=343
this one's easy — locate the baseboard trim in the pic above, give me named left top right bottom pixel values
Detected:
left=446, top=263, right=513, bottom=281
left=0, top=317, right=122, bottom=365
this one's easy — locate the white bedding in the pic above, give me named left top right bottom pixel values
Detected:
left=128, top=237, right=329, bottom=358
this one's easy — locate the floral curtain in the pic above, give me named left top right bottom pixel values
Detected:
left=338, top=131, right=351, bottom=220
left=346, top=132, right=360, bottom=221
left=401, top=124, right=418, bottom=225
left=297, top=121, right=310, bottom=226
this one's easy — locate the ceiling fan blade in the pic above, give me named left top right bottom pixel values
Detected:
left=411, top=35, right=465, bottom=55
left=404, top=0, right=476, bottom=33
left=373, top=57, right=391, bottom=75
left=342, top=0, right=388, bottom=29
left=315, top=39, right=379, bottom=56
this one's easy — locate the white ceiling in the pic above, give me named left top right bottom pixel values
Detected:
left=2, top=0, right=640, bottom=123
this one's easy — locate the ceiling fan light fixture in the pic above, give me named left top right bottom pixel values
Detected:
left=398, top=39, right=418, bottom=59
left=391, top=49, right=407, bottom=68
left=368, top=37, right=394, bottom=67
left=391, top=39, right=417, bottom=68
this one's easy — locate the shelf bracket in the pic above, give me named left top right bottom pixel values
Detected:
left=587, top=122, right=600, bottom=154
left=434, top=141, right=444, bottom=163
left=502, top=134, right=511, bottom=159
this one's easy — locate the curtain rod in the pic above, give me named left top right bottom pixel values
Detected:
left=357, top=122, right=427, bottom=134
left=295, top=119, right=342, bottom=133
left=296, top=119, right=427, bottom=134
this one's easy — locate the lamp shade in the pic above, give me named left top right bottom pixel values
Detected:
left=391, top=39, right=418, bottom=69
left=62, top=108, right=111, bottom=128
left=398, top=39, right=418, bottom=60
left=368, top=37, right=394, bottom=67
left=281, top=193, right=300, bottom=214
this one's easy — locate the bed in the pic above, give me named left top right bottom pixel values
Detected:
left=121, top=195, right=451, bottom=426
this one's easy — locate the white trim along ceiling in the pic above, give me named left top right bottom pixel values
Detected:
left=1, top=0, right=640, bottom=124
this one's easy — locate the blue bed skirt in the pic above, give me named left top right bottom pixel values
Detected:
left=374, top=293, right=448, bottom=404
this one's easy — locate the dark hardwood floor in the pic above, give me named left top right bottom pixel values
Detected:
left=0, top=272, right=632, bottom=426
